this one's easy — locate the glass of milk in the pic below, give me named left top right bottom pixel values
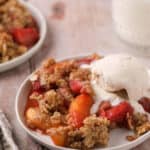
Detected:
left=112, top=0, right=150, bottom=47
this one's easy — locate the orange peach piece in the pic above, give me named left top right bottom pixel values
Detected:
left=68, top=94, right=93, bottom=128
left=25, top=107, right=51, bottom=131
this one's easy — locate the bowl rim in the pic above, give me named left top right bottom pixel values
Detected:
left=0, top=0, right=47, bottom=71
left=15, top=54, right=150, bottom=150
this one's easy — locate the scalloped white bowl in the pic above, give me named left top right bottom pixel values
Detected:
left=0, top=1, right=47, bottom=72
left=15, top=55, right=150, bottom=150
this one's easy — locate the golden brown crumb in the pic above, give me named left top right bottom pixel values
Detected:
left=42, top=58, right=56, bottom=68
left=69, top=68, right=91, bottom=81
left=136, top=122, right=150, bottom=136
left=126, top=135, right=138, bottom=141
left=127, top=113, right=150, bottom=141
left=67, top=115, right=110, bottom=149
left=133, top=113, right=148, bottom=126
left=56, top=79, right=68, bottom=88
left=126, top=122, right=150, bottom=141
left=57, top=87, right=74, bottom=102
left=67, top=129, right=83, bottom=149
left=81, top=116, right=110, bottom=147
left=47, top=125, right=72, bottom=136
left=50, top=112, right=67, bottom=126
left=29, top=92, right=43, bottom=101
left=39, top=90, right=65, bottom=114
left=0, top=0, right=36, bottom=30
left=54, top=60, right=78, bottom=77
left=0, top=32, right=27, bottom=63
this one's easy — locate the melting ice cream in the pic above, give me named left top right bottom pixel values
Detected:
left=90, top=54, right=150, bottom=114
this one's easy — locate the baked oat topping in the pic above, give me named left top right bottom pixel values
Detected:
left=39, top=90, right=65, bottom=114
left=126, top=113, right=150, bottom=141
left=0, top=32, right=27, bottom=63
left=0, top=0, right=36, bottom=30
left=67, top=116, right=110, bottom=149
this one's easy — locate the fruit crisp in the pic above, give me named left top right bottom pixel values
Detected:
left=24, top=54, right=150, bottom=149
left=0, top=0, right=39, bottom=63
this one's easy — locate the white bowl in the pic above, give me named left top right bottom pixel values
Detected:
left=15, top=55, right=150, bottom=150
left=0, top=0, right=47, bottom=72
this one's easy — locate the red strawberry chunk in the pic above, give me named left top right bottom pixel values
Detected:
left=99, top=101, right=134, bottom=122
left=12, top=27, right=39, bottom=47
left=69, top=80, right=83, bottom=94
left=32, top=81, right=41, bottom=92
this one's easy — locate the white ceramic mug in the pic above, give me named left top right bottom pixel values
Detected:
left=112, top=0, right=150, bottom=47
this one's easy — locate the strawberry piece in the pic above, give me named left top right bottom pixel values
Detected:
left=68, top=94, right=93, bottom=128
left=69, top=80, right=82, bottom=94
left=12, top=27, right=39, bottom=47
left=138, top=97, right=150, bottom=113
left=32, top=81, right=41, bottom=91
left=32, top=80, right=45, bottom=93
left=99, top=101, right=133, bottom=122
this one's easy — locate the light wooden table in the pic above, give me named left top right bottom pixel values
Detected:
left=0, top=0, right=150, bottom=149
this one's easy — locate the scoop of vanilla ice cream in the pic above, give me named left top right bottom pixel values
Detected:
left=90, top=54, right=150, bottom=101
